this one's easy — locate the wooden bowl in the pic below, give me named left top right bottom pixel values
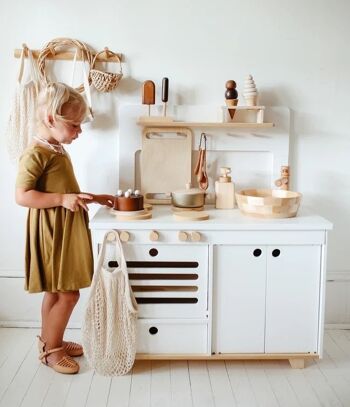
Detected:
left=235, top=189, right=302, bottom=218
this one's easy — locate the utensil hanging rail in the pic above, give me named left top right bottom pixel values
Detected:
left=14, top=44, right=122, bottom=62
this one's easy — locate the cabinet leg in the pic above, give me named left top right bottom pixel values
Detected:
left=289, top=358, right=305, bottom=369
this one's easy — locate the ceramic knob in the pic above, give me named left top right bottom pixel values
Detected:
left=178, top=231, right=188, bottom=242
left=149, top=230, right=159, bottom=241
left=191, top=231, right=201, bottom=242
left=119, top=231, right=130, bottom=242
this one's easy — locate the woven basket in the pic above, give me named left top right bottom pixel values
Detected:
left=90, top=48, right=123, bottom=92
left=37, top=38, right=94, bottom=93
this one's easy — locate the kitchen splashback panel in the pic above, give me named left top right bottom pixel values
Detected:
left=119, top=105, right=290, bottom=194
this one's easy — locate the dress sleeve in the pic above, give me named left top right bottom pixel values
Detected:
left=16, top=148, right=50, bottom=189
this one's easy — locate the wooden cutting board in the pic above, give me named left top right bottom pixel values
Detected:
left=141, top=127, right=192, bottom=204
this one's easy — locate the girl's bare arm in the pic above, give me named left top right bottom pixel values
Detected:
left=16, top=188, right=93, bottom=212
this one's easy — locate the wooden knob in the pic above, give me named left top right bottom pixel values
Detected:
left=106, top=231, right=116, bottom=241
left=191, top=231, right=201, bottom=242
left=178, top=231, right=188, bottom=242
left=119, top=231, right=130, bottom=242
left=149, top=230, right=159, bottom=241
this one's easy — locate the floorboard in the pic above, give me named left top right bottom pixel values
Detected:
left=2, top=328, right=350, bottom=407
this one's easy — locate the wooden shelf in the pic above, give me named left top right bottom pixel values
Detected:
left=14, top=48, right=122, bottom=62
left=137, top=120, right=274, bottom=128
left=224, top=105, right=265, bottom=110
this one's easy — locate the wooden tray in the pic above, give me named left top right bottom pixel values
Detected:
left=110, top=208, right=152, bottom=220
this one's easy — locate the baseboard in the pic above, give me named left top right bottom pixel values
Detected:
left=325, top=324, right=350, bottom=330
left=0, top=320, right=81, bottom=329
left=327, top=270, right=350, bottom=281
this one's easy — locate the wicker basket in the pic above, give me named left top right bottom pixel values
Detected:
left=90, top=48, right=123, bottom=92
left=37, top=38, right=94, bottom=93
left=235, top=189, right=302, bottom=219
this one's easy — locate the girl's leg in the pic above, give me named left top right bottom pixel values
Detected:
left=42, top=291, right=80, bottom=365
left=41, top=292, right=58, bottom=339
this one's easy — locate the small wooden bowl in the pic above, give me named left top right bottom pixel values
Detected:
left=235, top=189, right=302, bottom=218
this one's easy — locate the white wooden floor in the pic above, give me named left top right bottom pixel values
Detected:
left=2, top=329, right=350, bottom=406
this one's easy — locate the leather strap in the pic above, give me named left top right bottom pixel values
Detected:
left=39, top=346, right=64, bottom=361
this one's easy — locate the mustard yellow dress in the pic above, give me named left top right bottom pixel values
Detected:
left=16, top=144, right=93, bottom=293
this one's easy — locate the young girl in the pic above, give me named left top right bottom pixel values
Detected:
left=15, top=82, right=114, bottom=374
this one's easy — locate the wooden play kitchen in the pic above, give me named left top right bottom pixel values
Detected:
left=90, top=85, right=332, bottom=368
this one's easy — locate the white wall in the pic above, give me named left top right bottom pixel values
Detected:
left=0, top=0, right=349, bottom=325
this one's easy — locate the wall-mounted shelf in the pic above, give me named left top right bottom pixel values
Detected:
left=14, top=48, right=122, bottom=62
left=137, top=120, right=274, bottom=128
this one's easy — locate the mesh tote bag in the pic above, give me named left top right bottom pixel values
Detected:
left=82, top=230, right=138, bottom=376
left=6, top=47, right=41, bottom=162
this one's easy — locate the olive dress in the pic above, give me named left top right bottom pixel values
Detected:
left=16, top=144, right=93, bottom=293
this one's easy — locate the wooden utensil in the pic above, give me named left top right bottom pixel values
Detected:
left=194, top=133, right=209, bottom=190
left=142, top=80, right=155, bottom=116
left=199, top=148, right=208, bottom=190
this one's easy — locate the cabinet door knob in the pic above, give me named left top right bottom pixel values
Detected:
left=178, top=231, right=188, bottom=241
left=149, top=230, right=159, bottom=241
left=253, top=248, right=262, bottom=257
left=149, top=326, right=158, bottom=335
left=106, top=231, right=116, bottom=242
left=149, top=248, right=158, bottom=257
left=272, top=249, right=280, bottom=257
left=119, top=231, right=130, bottom=242
left=191, top=231, right=201, bottom=242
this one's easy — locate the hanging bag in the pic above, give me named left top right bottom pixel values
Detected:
left=70, top=50, right=94, bottom=122
left=6, top=46, right=41, bottom=162
left=82, top=230, right=138, bottom=376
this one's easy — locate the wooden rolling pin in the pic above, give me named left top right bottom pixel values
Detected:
left=142, top=80, right=155, bottom=116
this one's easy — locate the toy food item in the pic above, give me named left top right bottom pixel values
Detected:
left=114, top=190, right=144, bottom=211
left=142, top=80, right=155, bottom=116
left=225, top=80, right=238, bottom=119
left=243, top=74, right=258, bottom=106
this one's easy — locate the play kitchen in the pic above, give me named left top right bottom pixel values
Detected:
left=90, top=77, right=332, bottom=368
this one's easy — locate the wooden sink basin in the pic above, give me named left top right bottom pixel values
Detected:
left=235, top=189, right=302, bottom=218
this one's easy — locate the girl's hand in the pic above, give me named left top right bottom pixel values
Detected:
left=61, top=193, right=93, bottom=212
left=91, top=194, right=115, bottom=208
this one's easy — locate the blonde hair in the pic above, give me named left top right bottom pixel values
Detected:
left=37, top=82, right=88, bottom=125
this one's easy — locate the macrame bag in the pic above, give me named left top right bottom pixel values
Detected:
left=70, top=49, right=94, bottom=123
left=6, top=48, right=41, bottom=162
left=82, top=230, right=138, bottom=376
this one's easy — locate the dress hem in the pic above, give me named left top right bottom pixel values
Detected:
left=25, top=282, right=92, bottom=294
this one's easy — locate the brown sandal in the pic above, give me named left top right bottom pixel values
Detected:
left=38, top=335, right=83, bottom=357
left=39, top=346, right=79, bottom=374
left=63, top=341, right=84, bottom=357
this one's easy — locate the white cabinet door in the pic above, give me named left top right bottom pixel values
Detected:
left=213, top=245, right=266, bottom=353
left=265, top=245, right=321, bottom=353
